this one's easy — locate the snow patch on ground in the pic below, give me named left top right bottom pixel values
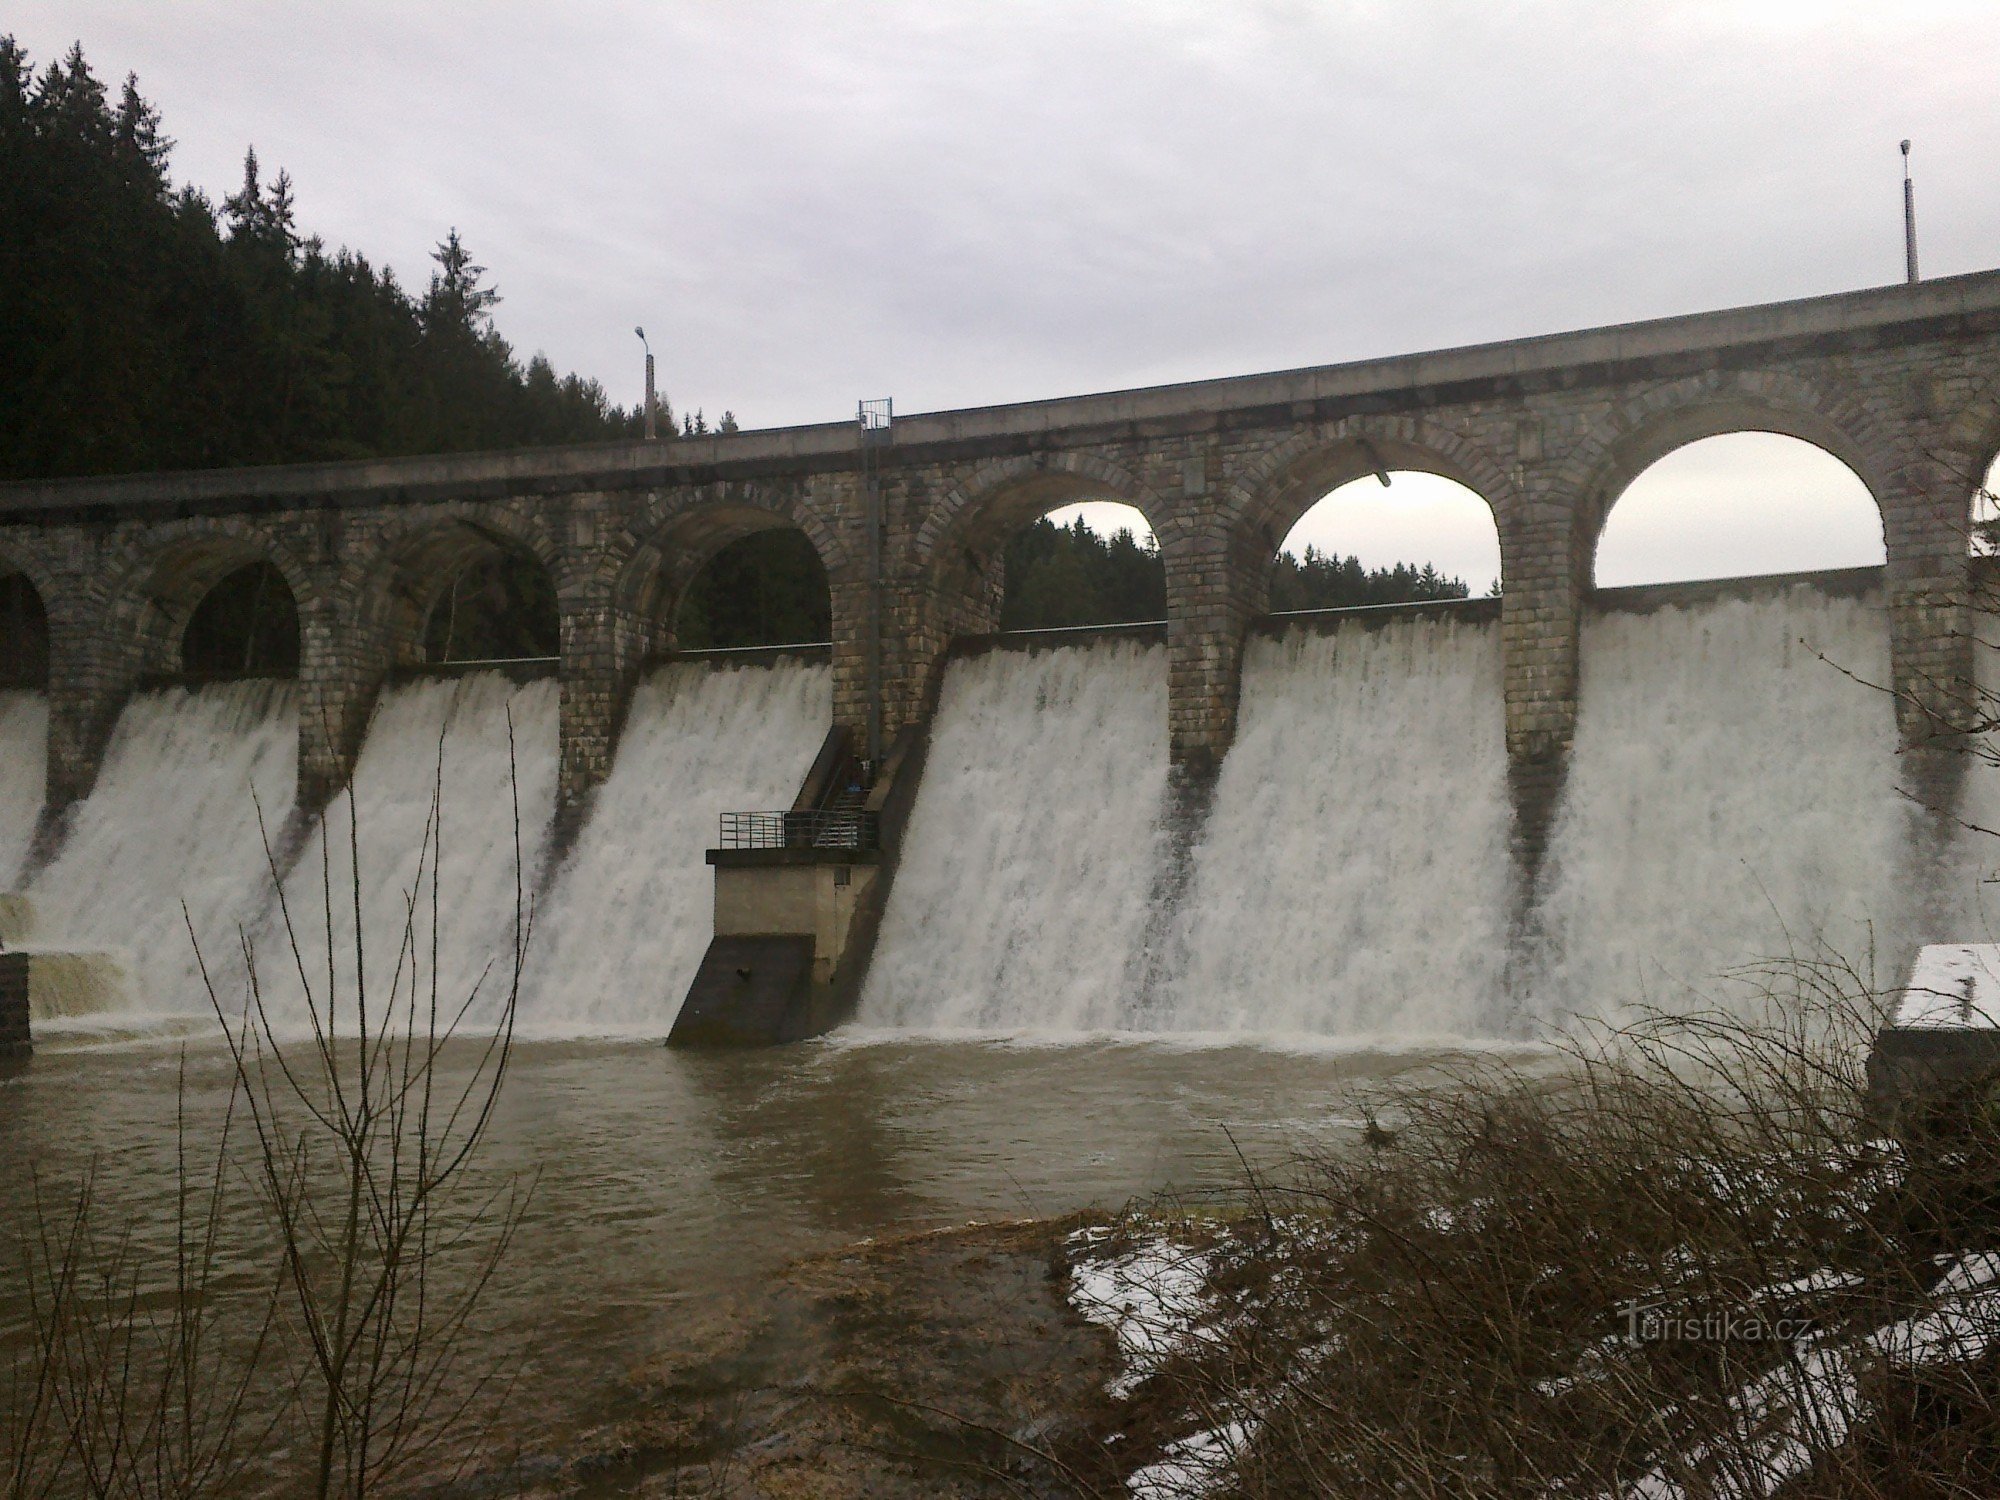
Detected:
left=1067, top=1225, right=1212, bottom=1400
left=1617, top=1251, right=2000, bottom=1499
left=1125, top=1420, right=1252, bottom=1500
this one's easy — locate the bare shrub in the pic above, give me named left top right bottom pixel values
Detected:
left=3, top=727, right=533, bottom=1498
left=1085, top=967, right=2000, bottom=1498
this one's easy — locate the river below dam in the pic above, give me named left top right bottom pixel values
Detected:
left=0, top=1022, right=1514, bottom=1474
left=3, top=574, right=1996, bottom=1482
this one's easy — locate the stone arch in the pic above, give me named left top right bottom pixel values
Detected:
left=98, top=520, right=322, bottom=679
left=349, top=506, right=564, bottom=667
left=1229, top=419, right=1515, bottom=613
left=1570, top=372, right=1897, bottom=589
left=1938, top=382, right=2000, bottom=557
left=180, top=561, right=302, bottom=678
left=916, top=452, right=1170, bottom=637
left=612, top=481, right=846, bottom=653
left=0, top=539, right=54, bottom=689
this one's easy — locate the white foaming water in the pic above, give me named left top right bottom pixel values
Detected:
left=0, top=689, right=47, bottom=885
left=1528, top=587, right=1907, bottom=1019
left=521, top=660, right=830, bottom=1031
left=25, top=682, right=297, bottom=1011
left=250, top=673, right=559, bottom=1033
left=1936, top=621, right=2000, bottom=947
left=1164, top=615, right=1514, bottom=1038
left=858, top=640, right=1169, bottom=1031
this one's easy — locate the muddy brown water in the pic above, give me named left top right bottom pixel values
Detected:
left=0, top=1024, right=1534, bottom=1474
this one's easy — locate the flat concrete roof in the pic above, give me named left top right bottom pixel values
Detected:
left=7, top=268, right=2000, bottom=518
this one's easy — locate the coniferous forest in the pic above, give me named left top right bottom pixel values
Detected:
left=1, top=37, right=1469, bottom=653
left=0, top=40, right=643, bottom=481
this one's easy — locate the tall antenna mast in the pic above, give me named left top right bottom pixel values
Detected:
left=1901, top=140, right=1920, bottom=285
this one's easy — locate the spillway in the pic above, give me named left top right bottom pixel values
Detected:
left=858, top=639, right=1170, bottom=1032
left=1164, top=612, right=1515, bottom=1038
left=856, top=582, right=1926, bottom=1040
left=1527, top=584, right=1907, bottom=1018
left=250, top=672, right=560, bottom=1032
left=522, top=659, right=830, bottom=1032
left=3, top=576, right=1968, bottom=1042
left=23, top=681, right=297, bottom=1011
left=0, top=689, right=46, bottom=885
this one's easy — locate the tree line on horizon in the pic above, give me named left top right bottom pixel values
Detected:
left=995, top=517, right=1471, bottom=631
left=0, top=37, right=676, bottom=481
left=0, top=37, right=1468, bottom=661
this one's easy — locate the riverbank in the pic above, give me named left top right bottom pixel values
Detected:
left=456, top=995, right=2000, bottom=1500
left=463, top=1214, right=1125, bottom=1498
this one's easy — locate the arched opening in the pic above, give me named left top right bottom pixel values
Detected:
left=415, top=541, right=559, bottom=664
left=1000, top=500, right=1162, bottom=630
left=1595, top=433, right=1883, bottom=587
left=181, top=560, right=300, bottom=678
left=673, top=529, right=831, bottom=649
left=1273, top=473, right=1495, bottom=608
left=1971, top=453, right=2000, bottom=557
left=0, top=567, right=49, bottom=688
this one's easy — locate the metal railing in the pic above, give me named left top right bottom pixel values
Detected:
left=718, top=809, right=880, bottom=852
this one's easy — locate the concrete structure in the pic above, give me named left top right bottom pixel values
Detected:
left=5, top=273, right=2000, bottom=855
left=0, top=953, right=27, bottom=1060
left=1868, top=944, right=2000, bottom=1128
left=672, top=717, right=929, bottom=1045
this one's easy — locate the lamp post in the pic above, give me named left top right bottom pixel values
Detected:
left=634, top=326, right=658, bottom=440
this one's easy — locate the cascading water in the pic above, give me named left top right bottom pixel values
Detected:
left=1164, top=613, right=1515, bottom=1038
left=521, top=659, right=830, bottom=1031
left=22, top=681, right=297, bottom=1012
left=249, top=672, right=559, bottom=1032
left=0, top=689, right=46, bottom=885
left=857, top=639, right=1169, bottom=1031
left=8, top=578, right=1960, bottom=1041
left=854, top=583, right=1932, bottom=1039
left=1526, top=585, right=1907, bottom=1018
left=1934, top=622, right=2000, bottom=947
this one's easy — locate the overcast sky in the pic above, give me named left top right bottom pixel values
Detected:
left=15, top=2, right=1995, bottom=582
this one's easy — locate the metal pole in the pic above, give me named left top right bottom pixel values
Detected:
left=1902, top=140, right=1920, bottom=285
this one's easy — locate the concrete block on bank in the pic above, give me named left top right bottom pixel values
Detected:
left=1867, top=945, right=2000, bottom=1121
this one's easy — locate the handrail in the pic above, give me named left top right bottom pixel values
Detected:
left=719, top=808, right=880, bottom=852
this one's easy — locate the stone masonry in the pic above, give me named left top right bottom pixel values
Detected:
left=4, top=272, right=2000, bottom=828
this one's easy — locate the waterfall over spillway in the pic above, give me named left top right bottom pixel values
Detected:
left=858, top=640, right=1169, bottom=1031
left=24, top=682, right=297, bottom=1010
left=252, top=672, right=560, bottom=1031
left=855, top=584, right=1925, bottom=1039
left=0, top=690, right=47, bottom=885
left=5, top=578, right=1964, bottom=1041
left=1526, top=587, right=1907, bottom=1016
left=7, top=663, right=830, bottom=1033
left=1164, top=614, right=1515, bottom=1038
left=521, top=660, right=830, bottom=1031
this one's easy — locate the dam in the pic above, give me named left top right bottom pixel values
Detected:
left=0, top=566, right=1980, bottom=1039
left=3, top=271, right=2000, bottom=1039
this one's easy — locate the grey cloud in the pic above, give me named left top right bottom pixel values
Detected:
left=13, top=4, right=1999, bottom=438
